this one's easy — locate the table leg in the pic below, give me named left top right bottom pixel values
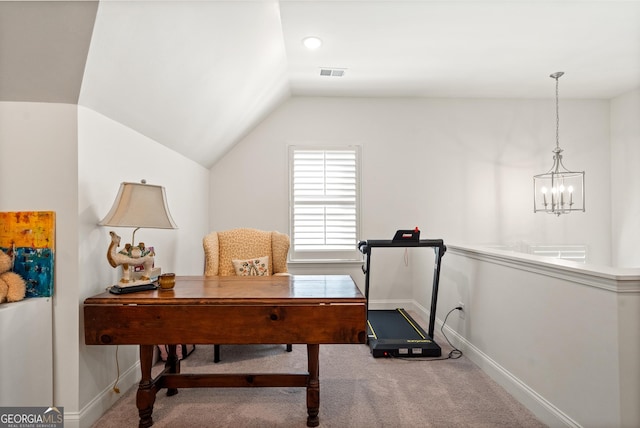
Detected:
left=136, top=345, right=157, bottom=428
left=165, top=344, right=180, bottom=396
left=306, top=344, right=320, bottom=427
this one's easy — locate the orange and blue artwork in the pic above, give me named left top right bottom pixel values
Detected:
left=0, top=211, right=55, bottom=298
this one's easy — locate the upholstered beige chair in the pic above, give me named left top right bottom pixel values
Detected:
left=204, top=228, right=290, bottom=277
left=203, top=228, right=292, bottom=362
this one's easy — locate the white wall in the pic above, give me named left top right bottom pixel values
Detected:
left=0, top=298, right=53, bottom=406
left=210, top=96, right=612, bottom=275
left=77, top=107, right=209, bottom=426
left=617, top=289, right=640, bottom=428
left=610, top=88, right=640, bottom=425
left=0, top=101, right=79, bottom=410
left=611, top=88, right=640, bottom=268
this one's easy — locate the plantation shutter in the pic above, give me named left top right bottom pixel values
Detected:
left=289, top=146, right=361, bottom=261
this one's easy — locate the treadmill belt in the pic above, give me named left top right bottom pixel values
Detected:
left=367, top=309, right=425, bottom=340
left=367, top=309, right=441, bottom=358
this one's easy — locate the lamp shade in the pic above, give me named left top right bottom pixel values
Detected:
left=99, top=182, right=178, bottom=229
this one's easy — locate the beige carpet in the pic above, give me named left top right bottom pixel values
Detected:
left=92, top=327, right=546, bottom=428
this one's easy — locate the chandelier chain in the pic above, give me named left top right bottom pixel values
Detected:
left=555, top=75, right=560, bottom=150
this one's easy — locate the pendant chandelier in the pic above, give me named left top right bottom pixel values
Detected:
left=533, top=72, right=585, bottom=216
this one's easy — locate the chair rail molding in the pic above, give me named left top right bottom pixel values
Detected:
left=447, top=243, right=640, bottom=293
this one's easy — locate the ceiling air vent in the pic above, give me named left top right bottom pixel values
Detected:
left=320, top=68, right=346, bottom=77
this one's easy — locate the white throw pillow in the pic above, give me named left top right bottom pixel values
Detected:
left=231, top=256, right=269, bottom=276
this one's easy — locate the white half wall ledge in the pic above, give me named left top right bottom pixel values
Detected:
left=447, top=243, right=640, bottom=293
left=440, top=241, right=640, bottom=427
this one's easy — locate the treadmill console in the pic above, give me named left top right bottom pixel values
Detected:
left=392, top=227, right=420, bottom=242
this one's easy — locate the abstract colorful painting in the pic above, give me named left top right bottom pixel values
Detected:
left=0, top=211, right=55, bottom=298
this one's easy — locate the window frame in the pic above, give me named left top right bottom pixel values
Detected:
left=288, top=145, right=362, bottom=263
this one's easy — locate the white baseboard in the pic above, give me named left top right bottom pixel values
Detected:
left=66, top=361, right=141, bottom=428
left=410, top=301, right=582, bottom=428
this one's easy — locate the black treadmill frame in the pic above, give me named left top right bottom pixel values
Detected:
left=358, top=239, right=447, bottom=357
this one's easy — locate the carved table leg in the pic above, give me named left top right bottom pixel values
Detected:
left=136, top=345, right=157, bottom=428
left=306, top=344, right=320, bottom=427
left=165, top=344, right=180, bottom=396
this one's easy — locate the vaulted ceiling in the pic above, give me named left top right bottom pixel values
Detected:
left=2, top=1, right=639, bottom=168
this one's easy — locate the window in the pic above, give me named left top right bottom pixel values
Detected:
left=289, top=146, right=361, bottom=262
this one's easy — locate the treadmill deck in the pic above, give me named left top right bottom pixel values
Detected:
left=367, top=309, right=441, bottom=358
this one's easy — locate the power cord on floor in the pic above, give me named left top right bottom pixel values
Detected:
left=112, top=345, right=121, bottom=393
left=440, top=306, right=463, bottom=359
left=392, top=306, right=463, bottom=361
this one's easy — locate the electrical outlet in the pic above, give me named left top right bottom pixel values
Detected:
left=457, top=301, right=465, bottom=319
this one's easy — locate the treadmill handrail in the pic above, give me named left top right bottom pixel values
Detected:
left=357, top=237, right=446, bottom=339
left=358, top=239, right=446, bottom=253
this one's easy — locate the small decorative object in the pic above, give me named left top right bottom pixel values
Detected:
left=158, top=273, right=176, bottom=290
left=0, top=250, right=26, bottom=303
left=107, top=231, right=156, bottom=285
left=99, top=180, right=178, bottom=286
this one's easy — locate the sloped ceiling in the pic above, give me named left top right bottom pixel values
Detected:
left=0, top=1, right=98, bottom=103
left=2, top=1, right=639, bottom=168
left=80, top=1, right=290, bottom=167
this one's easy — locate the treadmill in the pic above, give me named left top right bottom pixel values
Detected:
left=358, top=232, right=446, bottom=358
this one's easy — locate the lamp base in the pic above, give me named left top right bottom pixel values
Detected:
left=117, top=277, right=154, bottom=287
left=118, top=267, right=162, bottom=287
left=109, top=283, right=157, bottom=294
left=132, top=266, right=161, bottom=283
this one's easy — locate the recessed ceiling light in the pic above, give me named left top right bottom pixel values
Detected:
left=302, top=36, right=322, bottom=50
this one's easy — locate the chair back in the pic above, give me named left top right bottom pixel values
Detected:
left=203, top=228, right=289, bottom=276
